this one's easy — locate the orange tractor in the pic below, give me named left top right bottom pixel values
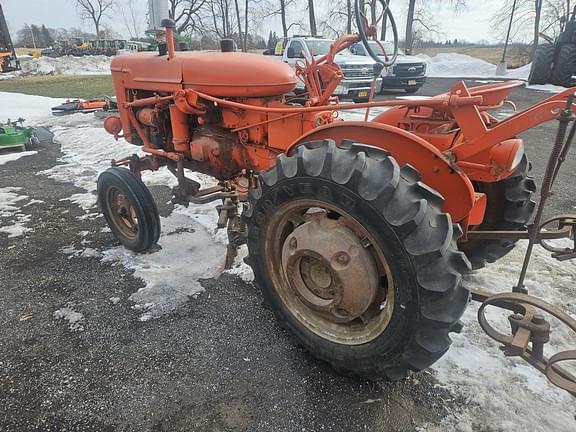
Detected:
left=98, top=1, right=576, bottom=390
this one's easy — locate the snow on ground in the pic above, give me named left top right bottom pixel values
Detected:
left=418, top=53, right=566, bottom=93
left=418, top=53, right=529, bottom=79
left=425, top=239, right=576, bottom=432
left=1, top=92, right=65, bottom=123
left=53, top=305, right=86, bottom=331
left=0, top=187, right=33, bottom=238
left=2, top=91, right=575, bottom=428
left=0, top=151, right=37, bottom=165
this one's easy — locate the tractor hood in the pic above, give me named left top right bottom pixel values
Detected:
left=111, top=51, right=297, bottom=97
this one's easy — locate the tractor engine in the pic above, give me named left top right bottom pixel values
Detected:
left=128, top=102, right=244, bottom=180
left=106, top=49, right=304, bottom=181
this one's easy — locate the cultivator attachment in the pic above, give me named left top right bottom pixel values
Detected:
left=470, top=94, right=576, bottom=396
left=472, top=289, right=576, bottom=395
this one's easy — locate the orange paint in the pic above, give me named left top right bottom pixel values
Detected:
left=107, top=34, right=576, bottom=232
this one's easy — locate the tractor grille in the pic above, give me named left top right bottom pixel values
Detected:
left=393, top=63, right=426, bottom=77
left=340, top=64, right=373, bottom=79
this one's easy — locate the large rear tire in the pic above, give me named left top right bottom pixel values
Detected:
left=244, top=140, right=470, bottom=380
left=459, top=156, right=536, bottom=269
left=551, top=44, right=576, bottom=87
left=97, top=167, right=161, bottom=252
left=528, top=43, right=555, bottom=85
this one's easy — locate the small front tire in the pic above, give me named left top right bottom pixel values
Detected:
left=97, top=167, right=160, bottom=252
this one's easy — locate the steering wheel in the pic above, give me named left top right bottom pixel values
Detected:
left=354, top=0, right=398, bottom=68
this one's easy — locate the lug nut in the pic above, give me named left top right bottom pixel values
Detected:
left=336, top=252, right=349, bottom=265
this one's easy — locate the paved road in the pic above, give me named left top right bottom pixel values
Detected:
left=0, top=78, right=572, bottom=431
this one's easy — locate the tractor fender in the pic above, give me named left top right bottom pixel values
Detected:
left=287, top=121, right=476, bottom=223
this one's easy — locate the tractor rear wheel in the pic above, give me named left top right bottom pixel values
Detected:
left=551, top=44, right=576, bottom=87
left=97, top=167, right=160, bottom=252
left=528, top=43, right=555, bottom=85
left=459, top=156, right=536, bottom=269
left=244, top=140, right=470, bottom=380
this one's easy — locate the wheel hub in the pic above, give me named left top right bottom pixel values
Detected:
left=281, top=217, right=379, bottom=323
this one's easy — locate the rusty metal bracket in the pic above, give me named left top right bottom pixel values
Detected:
left=472, top=289, right=576, bottom=396
left=539, top=215, right=576, bottom=261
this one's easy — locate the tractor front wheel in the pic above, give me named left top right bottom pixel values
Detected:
left=97, top=167, right=160, bottom=252
left=459, top=155, right=536, bottom=269
left=244, top=140, right=470, bottom=380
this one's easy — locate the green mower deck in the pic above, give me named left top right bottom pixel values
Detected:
left=0, top=121, right=35, bottom=152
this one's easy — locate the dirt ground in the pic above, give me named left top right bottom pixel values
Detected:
left=0, top=78, right=573, bottom=431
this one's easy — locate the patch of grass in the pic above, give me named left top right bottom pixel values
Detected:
left=0, top=75, right=114, bottom=99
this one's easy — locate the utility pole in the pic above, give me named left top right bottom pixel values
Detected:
left=496, top=0, right=517, bottom=75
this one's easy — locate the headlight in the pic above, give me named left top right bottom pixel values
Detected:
left=510, top=141, right=525, bottom=171
left=489, top=139, right=525, bottom=173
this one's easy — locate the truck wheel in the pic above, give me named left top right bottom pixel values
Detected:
left=97, top=167, right=160, bottom=252
left=459, top=156, right=536, bottom=269
left=551, top=44, right=576, bottom=87
left=244, top=140, right=470, bottom=380
left=528, top=43, right=555, bottom=85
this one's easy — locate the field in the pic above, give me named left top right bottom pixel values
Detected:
left=414, top=46, right=529, bottom=68
left=0, top=74, right=113, bottom=98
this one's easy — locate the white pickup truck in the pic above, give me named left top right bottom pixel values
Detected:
left=266, top=36, right=381, bottom=102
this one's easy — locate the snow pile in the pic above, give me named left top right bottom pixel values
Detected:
left=418, top=52, right=530, bottom=80
left=18, top=55, right=111, bottom=76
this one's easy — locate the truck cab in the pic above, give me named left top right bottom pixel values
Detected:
left=271, top=36, right=381, bottom=102
left=350, top=41, right=427, bottom=94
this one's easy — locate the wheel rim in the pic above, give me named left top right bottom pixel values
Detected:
left=106, top=186, right=139, bottom=240
left=265, top=199, right=395, bottom=345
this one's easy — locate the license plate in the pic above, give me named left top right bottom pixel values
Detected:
left=357, top=90, right=368, bottom=97
left=408, top=80, right=417, bottom=86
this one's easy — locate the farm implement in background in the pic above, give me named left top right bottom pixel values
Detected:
left=0, top=3, right=20, bottom=73
left=0, top=118, right=38, bottom=152
left=93, top=0, right=576, bottom=395
left=51, top=97, right=117, bottom=116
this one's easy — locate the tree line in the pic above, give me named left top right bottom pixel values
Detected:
left=15, top=0, right=575, bottom=56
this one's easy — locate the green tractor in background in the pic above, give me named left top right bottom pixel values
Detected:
left=0, top=119, right=38, bottom=152
left=529, top=6, right=576, bottom=87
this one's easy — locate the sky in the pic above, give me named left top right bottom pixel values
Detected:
left=2, top=0, right=516, bottom=43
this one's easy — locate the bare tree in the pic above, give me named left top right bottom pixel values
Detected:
left=169, top=0, right=207, bottom=33
left=308, top=0, right=317, bottom=36
left=404, top=0, right=466, bottom=53
left=243, top=0, right=249, bottom=51
left=320, top=0, right=352, bottom=37
left=120, top=0, right=144, bottom=39
left=76, top=0, right=113, bottom=39
left=233, top=0, right=244, bottom=48
left=491, top=0, right=546, bottom=57
left=405, top=0, right=416, bottom=53
left=262, top=0, right=302, bottom=38
left=542, top=0, right=572, bottom=38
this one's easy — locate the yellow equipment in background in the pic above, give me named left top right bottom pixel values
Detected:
left=0, top=3, right=20, bottom=72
